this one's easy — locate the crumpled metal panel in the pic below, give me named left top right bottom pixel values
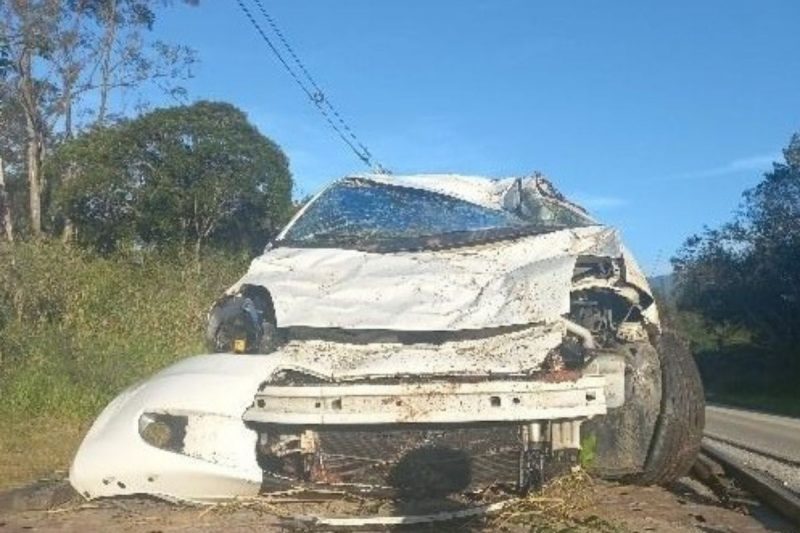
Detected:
left=270, top=322, right=564, bottom=379
left=225, top=174, right=655, bottom=331
left=228, top=225, right=642, bottom=331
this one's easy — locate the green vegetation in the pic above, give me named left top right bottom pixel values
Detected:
left=676, top=315, right=800, bottom=416
left=50, top=101, right=293, bottom=256
left=579, top=434, right=597, bottom=469
left=672, top=133, right=800, bottom=416
left=707, top=392, right=800, bottom=419
left=1, top=1, right=294, bottom=486
left=0, top=242, right=247, bottom=419
left=0, top=242, right=247, bottom=487
left=1, top=0, right=198, bottom=238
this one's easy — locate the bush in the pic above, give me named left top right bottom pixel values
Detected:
left=0, top=241, right=247, bottom=421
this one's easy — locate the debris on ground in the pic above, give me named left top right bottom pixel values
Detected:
left=1, top=469, right=795, bottom=532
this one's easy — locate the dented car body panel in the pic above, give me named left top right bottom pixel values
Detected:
left=69, top=352, right=610, bottom=502
left=227, top=175, right=656, bottom=332
left=227, top=226, right=652, bottom=331
left=70, top=174, right=664, bottom=503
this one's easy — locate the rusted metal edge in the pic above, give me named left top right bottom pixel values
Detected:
left=289, top=498, right=517, bottom=528
left=700, top=440, right=800, bottom=527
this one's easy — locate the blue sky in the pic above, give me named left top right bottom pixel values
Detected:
left=150, top=1, right=800, bottom=274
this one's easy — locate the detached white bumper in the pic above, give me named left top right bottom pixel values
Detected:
left=69, top=354, right=283, bottom=503
left=243, top=376, right=607, bottom=426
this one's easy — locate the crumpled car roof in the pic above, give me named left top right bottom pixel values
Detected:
left=225, top=173, right=654, bottom=331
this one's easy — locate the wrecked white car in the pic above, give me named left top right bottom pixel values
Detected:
left=70, top=174, right=704, bottom=503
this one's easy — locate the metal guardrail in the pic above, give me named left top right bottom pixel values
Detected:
left=700, top=440, right=800, bottom=527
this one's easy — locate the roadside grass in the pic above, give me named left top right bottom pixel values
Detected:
left=666, top=309, right=800, bottom=419
left=705, top=392, right=800, bottom=419
left=0, top=416, right=89, bottom=490
left=0, top=242, right=247, bottom=489
left=693, top=344, right=800, bottom=419
left=489, top=472, right=628, bottom=532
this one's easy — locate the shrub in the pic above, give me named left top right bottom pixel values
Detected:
left=0, top=241, right=247, bottom=420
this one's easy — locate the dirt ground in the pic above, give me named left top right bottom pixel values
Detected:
left=0, top=472, right=793, bottom=532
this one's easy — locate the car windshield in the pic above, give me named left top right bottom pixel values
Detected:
left=280, top=178, right=590, bottom=249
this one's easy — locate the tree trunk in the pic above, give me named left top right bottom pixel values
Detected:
left=18, top=48, right=44, bottom=237
left=0, top=156, right=13, bottom=242
left=25, top=130, right=43, bottom=236
left=194, top=236, right=203, bottom=265
left=62, top=216, right=75, bottom=242
left=64, top=93, right=73, bottom=139
left=97, top=0, right=118, bottom=125
left=61, top=97, right=75, bottom=243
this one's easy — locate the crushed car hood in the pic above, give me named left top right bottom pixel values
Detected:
left=263, top=321, right=565, bottom=382
left=228, top=225, right=649, bottom=331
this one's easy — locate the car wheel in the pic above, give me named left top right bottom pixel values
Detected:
left=634, top=330, right=705, bottom=484
left=583, top=340, right=662, bottom=480
left=583, top=329, right=704, bottom=485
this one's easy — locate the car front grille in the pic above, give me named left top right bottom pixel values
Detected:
left=312, top=425, right=523, bottom=495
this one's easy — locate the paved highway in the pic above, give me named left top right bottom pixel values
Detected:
left=705, top=405, right=800, bottom=464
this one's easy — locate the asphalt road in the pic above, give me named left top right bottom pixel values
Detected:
left=705, top=405, right=800, bottom=464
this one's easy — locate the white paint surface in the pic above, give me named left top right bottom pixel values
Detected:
left=230, top=226, right=646, bottom=331
left=70, top=355, right=281, bottom=503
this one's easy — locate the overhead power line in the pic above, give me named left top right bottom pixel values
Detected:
left=234, top=0, right=388, bottom=173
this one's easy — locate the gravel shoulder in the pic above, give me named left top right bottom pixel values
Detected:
left=705, top=436, right=800, bottom=496
left=706, top=405, right=800, bottom=464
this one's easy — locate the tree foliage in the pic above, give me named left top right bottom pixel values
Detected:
left=0, top=0, right=196, bottom=239
left=672, top=134, right=800, bottom=347
left=51, top=101, right=293, bottom=256
left=48, top=102, right=292, bottom=254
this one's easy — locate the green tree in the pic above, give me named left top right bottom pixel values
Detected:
left=52, top=101, right=293, bottom=257
left=0, top=0, right=196, bottom=239
left=673, top=134, right=800, bottom=348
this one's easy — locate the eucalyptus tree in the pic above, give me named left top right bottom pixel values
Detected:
left=0, top=0, right=196, bottom=238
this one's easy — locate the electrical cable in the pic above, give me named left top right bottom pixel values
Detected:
left=234, top=0, right=388, bottom=173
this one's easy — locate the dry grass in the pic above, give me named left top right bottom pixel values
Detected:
left=0, top=416, right=89, bottom=491
left=489, top=471, right=629, bottom=532
left=192, top=473, right=629, bottom=531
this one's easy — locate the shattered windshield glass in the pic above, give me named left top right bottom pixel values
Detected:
left=280, top=178, right=589, bottom=249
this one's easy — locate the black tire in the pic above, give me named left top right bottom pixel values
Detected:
left=634, top=330, right=705, bottom=484
left=584, top=329, right=705, bottom=485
